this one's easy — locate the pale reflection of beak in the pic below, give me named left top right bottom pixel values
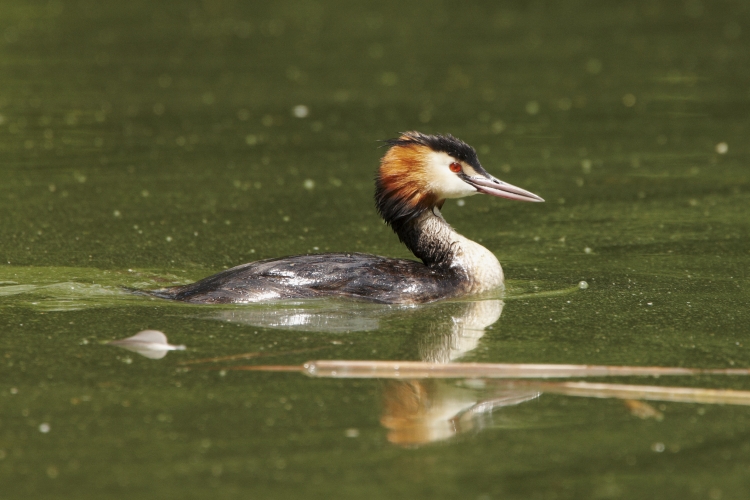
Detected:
left=108, top=330, right=186, bottom=360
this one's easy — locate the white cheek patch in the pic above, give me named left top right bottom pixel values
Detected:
left=424, top=151, right=479, bottom=199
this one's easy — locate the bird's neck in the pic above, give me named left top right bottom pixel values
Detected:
left=394, top=207, right=504, bottom=293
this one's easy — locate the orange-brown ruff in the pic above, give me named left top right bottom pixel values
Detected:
left=377, top=141, right=440, bottom=218
left=148, top=132, right=544, bottom=304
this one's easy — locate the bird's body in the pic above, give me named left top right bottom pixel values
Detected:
left=151, top=208, right=501, bottom=304
left=150, top=132, right=543, bottom=305
left=151, top=252, right=463, bottom=304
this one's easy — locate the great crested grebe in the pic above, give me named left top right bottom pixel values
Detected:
left=149, top=132, right=543, bottom=305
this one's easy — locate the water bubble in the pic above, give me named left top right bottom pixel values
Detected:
left=685, top=0, right=703, bottom=18
left=715, top=142, right=728, bottom=154
left=651, top=442, right=665, bottom=453
left=39, top=423, right=51, bottom=433
left=368, top=44, right=384, bottom=58
left=557, top=97, right=572, bottom=110
left=303, top=179, right=315, bottom=190
left=158, top=74, right=172, bottom=88
left=4, top=27, right=19, bottom=44
left=286, top=66, right=303, bottom=81
left=724, top=22, right=741, bottom=40
left=584, top=247, right=593, bottom=254
left=292, top=105, right=309, bottom=118
left=345, top=428, right=360, bottom=438
left=578, top=281, right=589, bottom=290
left=491, top=120, right=506, bottom=133
left=333, top=90, right=351, bottom=103
left=622, top=93, right=637, bottom=107
left=586, top=58, right=602, bottom=74
left=235, top=21, right=252, bottom=38
left=380, top=72, right=398, bottom=86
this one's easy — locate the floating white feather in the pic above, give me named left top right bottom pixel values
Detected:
left=108, top=330, right=186, bottom=359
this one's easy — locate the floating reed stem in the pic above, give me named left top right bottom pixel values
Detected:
left=235, top=360, right=750, bottom=379
left=232, top=360, right=750, bottom=406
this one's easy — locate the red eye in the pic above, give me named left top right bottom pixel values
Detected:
left=449, top=162, right=462, bottom=173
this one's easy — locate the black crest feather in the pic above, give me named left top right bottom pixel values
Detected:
left=385, top=131, right=485, bottom=173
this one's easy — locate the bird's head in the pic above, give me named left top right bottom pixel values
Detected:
left=375, top=131, right=543, bottom=229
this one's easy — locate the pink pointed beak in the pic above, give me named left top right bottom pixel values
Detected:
left=466, top=175, right=544, bottom=202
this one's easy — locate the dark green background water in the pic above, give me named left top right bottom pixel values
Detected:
left=1, top=1, right=749, bottom=498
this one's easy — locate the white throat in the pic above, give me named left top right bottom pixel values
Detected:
left=418, top=207, right=504, bottom=294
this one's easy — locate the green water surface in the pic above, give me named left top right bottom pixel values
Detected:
left=1, top=1, right=749, bottom=498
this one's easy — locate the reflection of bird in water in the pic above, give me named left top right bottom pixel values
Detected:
left=207, top=295, right=537, bottom=445
left=418, top=299, right=504, bottom=363
left=207, top=298, right=502, bottom=363
left=149, top=132, right=542, bottom=305
left=202, top=281, right=531, bottom=445
left=380, top=380, right=540, bottom=446
left=381, top=298, right=539, bottom=446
